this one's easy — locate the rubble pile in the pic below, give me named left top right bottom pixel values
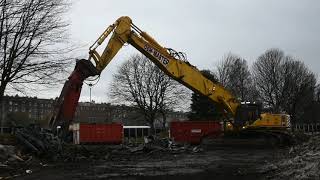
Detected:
left=0, top=132, right=204, bottom=178
left=15, top=125, right=62, bottom=157
left=125, top=137, right=203, bottom=155
left=0, top=125, right=63, bottom=178
left=0, top=124, right=207, bottom=179
left=0, top=144, right=40, bottom=179
left=261, top=134, right=320, bottom=179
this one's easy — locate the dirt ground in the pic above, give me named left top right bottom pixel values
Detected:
left=9, top=145, right=286, bottom=180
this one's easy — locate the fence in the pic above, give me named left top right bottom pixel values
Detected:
left=293, top=123, right=320, bottom=133
left=0, top=127, right=14, bottom=134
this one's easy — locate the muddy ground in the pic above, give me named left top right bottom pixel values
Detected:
left=6, top=144, right=286, bottom=180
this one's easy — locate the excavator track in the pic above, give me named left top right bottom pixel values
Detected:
left=235, top=129, right=294, bottom=147
left=201, top=129, right=294, bottom=149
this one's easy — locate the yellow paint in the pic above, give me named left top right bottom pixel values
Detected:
left=247, top=113, right=291, bottom=129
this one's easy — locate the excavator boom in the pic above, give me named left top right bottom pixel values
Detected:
left=50, top=16, right=289, bottom=138
left=89, top=16, right=240, bottom=116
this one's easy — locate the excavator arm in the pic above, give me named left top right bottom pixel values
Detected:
left=50, top=16, right=259, bottom=138
left=89, top=16, right=240, bottom=116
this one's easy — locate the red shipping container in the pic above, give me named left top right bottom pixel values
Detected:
left=170, top=121, right=222, bottom=144
left=71, top=123, right=123, bottom=144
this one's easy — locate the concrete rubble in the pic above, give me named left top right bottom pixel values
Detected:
left=260, top=133, right=320, bottom=179
left=127, top=137, right=203, bottom=154
left=15, top=125, right=62, bottom=156
left=0, top=144, right=37, bottom=179
left=3, top=125, right=315, bottom=179
left=0, top=125, right=204, bottom=179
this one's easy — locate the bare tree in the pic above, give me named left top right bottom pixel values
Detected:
left=216, top=54, right=234, bottom=87
left=157, top=79, right=190, bottom=129
left=281, top=58, right=317, bottom=123
left=252, top=49, right=285, bottom=112
left=252, top=48, right=317, bottom=123
left=0, top=0, right=71, bottom=101
left=316, top=85, right=320, bottom=102
left=109, top=54, right=190, bottom=133
left=215, top=53, right=256, bottom=101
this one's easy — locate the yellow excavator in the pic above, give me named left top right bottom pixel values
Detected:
left=49, top=16, right=292, bottom=144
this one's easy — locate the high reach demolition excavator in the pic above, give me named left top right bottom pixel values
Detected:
left=49, top=16, right=291, bottom=143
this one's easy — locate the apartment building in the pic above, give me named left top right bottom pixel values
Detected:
left=0, top=95, right=188, bottom=131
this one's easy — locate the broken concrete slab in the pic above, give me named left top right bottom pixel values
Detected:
left=260, top=134, right=320, bottom=179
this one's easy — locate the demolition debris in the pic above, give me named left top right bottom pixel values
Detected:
left=260, top=133, right=320, bottom=179
left=0, top=125, right=205, bottom=179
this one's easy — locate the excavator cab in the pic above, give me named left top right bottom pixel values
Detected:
left=234, top=103, right=262, bottom=127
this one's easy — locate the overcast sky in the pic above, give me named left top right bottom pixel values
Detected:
left=35, top=0, right=320, bottom=102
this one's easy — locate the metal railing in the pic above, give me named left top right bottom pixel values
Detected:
left=293, top=123, right=320, bottom=133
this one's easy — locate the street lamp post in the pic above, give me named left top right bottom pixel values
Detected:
left=89, top=83, right=93, bottom=103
